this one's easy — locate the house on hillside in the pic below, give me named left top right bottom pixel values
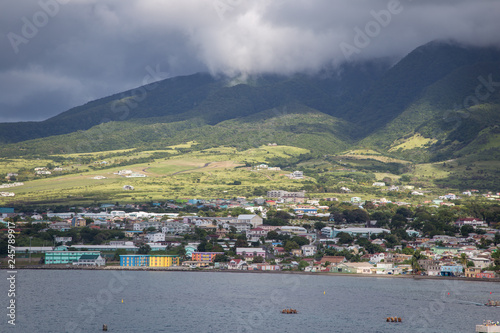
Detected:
left=369, top=253, right=386, bottom=264
left=301, top=244, right=316, bottom=257
left=146, top=232, right=165, bottom=243
left=71, top=216, right=86, bottom=227
left=246, top=227, right=268, bottom=242
left=454, top=218, right=487, bottom=228
left=237, top=214, right=263, bottom=228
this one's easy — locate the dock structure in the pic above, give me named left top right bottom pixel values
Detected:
left=476, top=321, right=500, bottom=333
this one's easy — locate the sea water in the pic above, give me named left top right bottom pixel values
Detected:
left=0, top=270, right=498, bottom=333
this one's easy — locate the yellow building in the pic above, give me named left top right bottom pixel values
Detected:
left=148, top=255, right=180, bottom=267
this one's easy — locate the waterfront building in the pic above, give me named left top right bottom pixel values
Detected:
left=228, top=259, right=248, bottom=270
left=148, top=255, right=180, bottom=267
left=72, top=254, right=106, bottom=267
left=465, top=267, right=482, bottom=278
left=440, top=265, right=463, bottom=277
left=191, top=252, right=223, bottom=262
left=119, top=254, right=180, bottom=267
left=119, top=255, right=149, bottom=267
left=185, top=244, right=198, bottom=258
left=344, top=262, right=374, bottom=274
left=236, top=247, right=266, bottom=259
left=45, top=251, right=101, bottom=264
left=251, top=263, right=280, bottom=271
left=330, top=263, right=357, bottom=274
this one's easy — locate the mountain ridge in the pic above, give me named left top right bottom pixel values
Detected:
left=0, top=40, right=499, bottom=168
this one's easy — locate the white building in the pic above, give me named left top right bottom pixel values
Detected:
left=133, top=221, right=162, bottom=231
left=280, top=226, right=307, bottom=234
left=236, top=247, right=266, bottom=259
left=110, top=211, right=126, bottom=217
left=162, top=222, right=191, bottom=234
left=266, top=190, right=306, bottom=199
left=72, top=254, right=106, bottom=267
left=146, top=232, right=165, bottom=243
left=301, top=244, right=316, bottom=257
left=237, top=214, right=263, bottom=228
left=288, top=171, right=304, bottom=179
left=55, top=237, right=72, bottom=244
left=246, top=227, right=268, bottom=242
left=224, top=222, right=252, bottom=233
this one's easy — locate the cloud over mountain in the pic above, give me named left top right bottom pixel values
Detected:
left=1, top=0, right=500, bottom=121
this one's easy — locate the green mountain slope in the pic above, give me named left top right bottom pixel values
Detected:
left=0, top=104, right=355, bottom=157
left=0, top=62, right=387, bottom=144
left=346, top=41, right=500, bottom=134
left=361, top=60, right=500, bottom=161
left=0, top=40, right=499, bottom=173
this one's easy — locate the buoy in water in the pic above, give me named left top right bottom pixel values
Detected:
left=121, top=299, right=124, bottom=303
left=323, top=291, right=325, bottom=295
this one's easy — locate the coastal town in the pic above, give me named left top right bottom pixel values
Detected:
left=1, top=188, right=499, bottom=279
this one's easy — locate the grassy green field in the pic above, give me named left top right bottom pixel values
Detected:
left=389, top=133, right=437, bottom=151
left=0, top=142, right=490, bottom=207
left=0, top=158, right=54, bottom=175
left=0, top=145, right=312, bottom=206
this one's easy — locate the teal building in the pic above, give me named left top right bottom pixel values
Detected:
left=45, top=251, right=101, bottom=264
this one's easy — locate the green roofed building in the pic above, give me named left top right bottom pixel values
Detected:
left=45, top=251, right=101, bottom=264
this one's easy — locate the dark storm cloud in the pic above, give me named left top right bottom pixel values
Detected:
left=1, top=0, right=499, bottom=122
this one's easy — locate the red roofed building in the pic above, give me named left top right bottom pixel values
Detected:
left=318, top=256, right=346, bottom=265
left=228, top=259, right=248, bottom=270
left=247, top=227, right=269, bottom=242
left=454, top=218, right=487, bottom=228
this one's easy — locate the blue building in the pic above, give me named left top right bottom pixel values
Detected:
left=120, top=255, right=149, bottom=267
left=440, top=265, right=463, bottom=277
left=294, top=208, right=317, bottom=214
left=324, top=227, right=391, bottom=238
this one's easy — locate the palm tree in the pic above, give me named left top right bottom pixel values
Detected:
left=459, top=253, right=468, bottom=267
left=411, top=250, right=424, bottom=274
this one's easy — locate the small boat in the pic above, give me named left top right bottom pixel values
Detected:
left=485, top=300, right=500, bottom=307
left=386, top=317, right=402, bottom=322
left=476, top=320, right=500, bottom=332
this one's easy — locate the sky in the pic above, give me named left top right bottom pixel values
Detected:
left=1, top=0, right=499, bottom=122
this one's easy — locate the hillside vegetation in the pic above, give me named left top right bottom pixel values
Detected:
left=0, top=41, right=499, bottom=198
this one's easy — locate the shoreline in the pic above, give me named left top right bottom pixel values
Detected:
left=3, top=265, right=500, bottom=283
